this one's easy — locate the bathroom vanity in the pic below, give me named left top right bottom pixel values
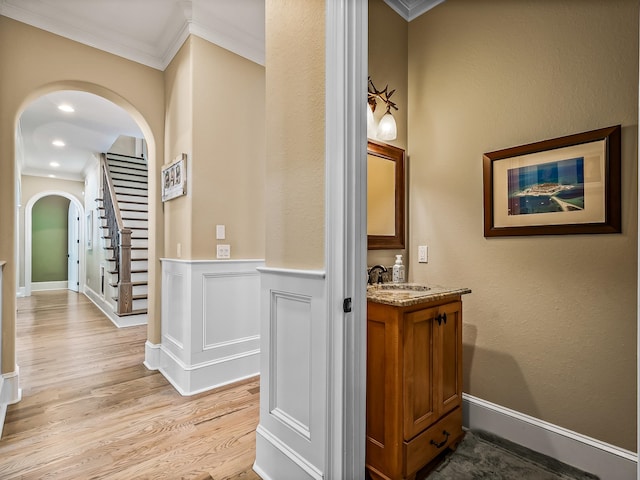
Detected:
left=366, top=284, right=471, bottom=480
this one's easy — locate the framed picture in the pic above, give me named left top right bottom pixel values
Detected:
left=483, top=125, right=621, bottom=237
left=162, top=154, right=187, bottom=202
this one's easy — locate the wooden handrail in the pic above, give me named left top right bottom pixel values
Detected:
left=100, top=154, right=132, bottom=315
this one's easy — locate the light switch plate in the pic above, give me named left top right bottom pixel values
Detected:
left=216, top=224, right=226, bottom=240
left=217, top=244, right=231, bottom=259
left=418, top=245, right=428, bottom=263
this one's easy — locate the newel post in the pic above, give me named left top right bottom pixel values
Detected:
left=117, top=228, right=133, bottom=315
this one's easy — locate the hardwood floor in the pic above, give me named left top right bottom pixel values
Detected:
left=0, top=290, right=261, bottom=479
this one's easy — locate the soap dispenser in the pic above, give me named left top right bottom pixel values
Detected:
left=392, top=254, right=405, bottom=283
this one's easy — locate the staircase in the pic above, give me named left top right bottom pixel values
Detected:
left=98, top=153, right=148, bottom=317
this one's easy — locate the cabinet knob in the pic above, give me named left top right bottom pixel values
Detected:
left=435, top=313, right=448, bottom=326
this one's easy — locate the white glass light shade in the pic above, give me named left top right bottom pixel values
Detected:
left=377, top=112, right=397, bottom=141
left=367, top=103, right=376, bottom=138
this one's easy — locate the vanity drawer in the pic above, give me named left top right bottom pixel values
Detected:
left=403, top=407, right=463, bottom=477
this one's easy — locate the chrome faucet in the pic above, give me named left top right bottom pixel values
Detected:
left=368, top=265, right=388, bottom=285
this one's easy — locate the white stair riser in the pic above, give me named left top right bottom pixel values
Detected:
left=107, top=159, right=147, bottom=168
left=122, top=219, right=148, bottom=228
left=109, top=166, right=147, bottom=176
left=131, top=249, right=148, bottom=259
left=131, top=271, right=147, bottom=282
left=113, top=179, right=148, bottom=189
left=116, top=194, right=148, bottom=205
left=121, top=210, right=148, bottom=219
left=132, top=298, right=148, bottom=310
left=117, top=203, right=148, bottom=212
left=115, top=186, right=148, bottom=196
left=133, top=284, right=148, bottom=296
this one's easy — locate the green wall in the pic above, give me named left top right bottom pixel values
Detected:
left=32, top=196, right=70, bottom=282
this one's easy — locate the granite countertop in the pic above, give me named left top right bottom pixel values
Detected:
left=367, top=283, right=471, bottom=307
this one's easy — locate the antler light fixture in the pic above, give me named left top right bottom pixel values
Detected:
left=367, top=76, right=398, bottom=141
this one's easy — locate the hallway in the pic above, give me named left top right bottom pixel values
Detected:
left=0, top=290, right=260, bottom=479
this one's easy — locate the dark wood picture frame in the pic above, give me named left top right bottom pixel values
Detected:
left=367, top=140, right=405, bottom=250
left=483, top=125, right=621, bottom=237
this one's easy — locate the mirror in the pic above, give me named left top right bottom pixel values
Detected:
left=367, top=140, right=405, bottom=249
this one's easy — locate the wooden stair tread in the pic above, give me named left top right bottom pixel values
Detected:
left=109, top=281, right=147, bottom=287
left=107, top=269, right=148, bottom=275
left=113, top=294, right=148, bottom=301
left=105, top=246, right=148, bottom=250
left=115, top=308, right=148, bottom=317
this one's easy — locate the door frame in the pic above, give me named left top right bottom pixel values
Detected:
left=23, top=191, right=85, bottom=296
left=325, top=0, right=368, bottom=476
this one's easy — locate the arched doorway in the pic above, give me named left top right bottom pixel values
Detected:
left=23, top=191, right=85, bottom=297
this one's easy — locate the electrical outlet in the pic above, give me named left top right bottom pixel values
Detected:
left=216, top=244, right=231, bottom=259
left=418, top=245, right=428, bottom=263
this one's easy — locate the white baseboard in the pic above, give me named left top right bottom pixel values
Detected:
left=16, top=286, right=26, bottom=298
left=0, top=369, right=22, bottom=438
left=144, top=341, right=161, bottom=370
left=84, top=285, right=147, bottom=328
left=463, top=393, right=637, bottom=480
left=159, top=344, right=259, bottom=396
left=254, top=425, right=323, bottom=480
left=31, top=281, right=67, bottom=291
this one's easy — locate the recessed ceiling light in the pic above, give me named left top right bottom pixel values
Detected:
left=52, top=139, right=65, bottom=147
left=58, top=104, right=74, bottom=113
left=49, top=161, right=60, bottom=167
left=48, top=174, right=56, bottom=178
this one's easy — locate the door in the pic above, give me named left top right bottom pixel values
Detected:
left=67, top=202, right=79, bottom=292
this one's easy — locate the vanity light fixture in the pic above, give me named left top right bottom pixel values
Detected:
left=368, top=76, right=398, bottom=141
left=52, top=139, right=65, bottom=147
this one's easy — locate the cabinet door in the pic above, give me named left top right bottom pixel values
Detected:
left=435, top=301, right=463, bottom=417
left=403, top=305, right=438, bottom=441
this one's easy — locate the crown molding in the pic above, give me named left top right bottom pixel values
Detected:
left=383, top=0, right=446, bottom=21
left=0, top=0, right=265, bottom=70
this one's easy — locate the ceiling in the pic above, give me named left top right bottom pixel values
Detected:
left=1, top=0, right=439, bottom=182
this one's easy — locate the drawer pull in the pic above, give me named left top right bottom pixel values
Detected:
left=430, top=430, right=450, bottom=449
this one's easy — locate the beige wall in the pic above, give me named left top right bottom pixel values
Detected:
left=368, top=0, right=408, bottom=269
left=191, top=36, right=265, bottom=260
left=164, top=38, right=194, bottom=259
left=265, top=0, right=325, bottom=269
left=163, top=36, right=265, bottom=261
left=0, top=16, right=165, bottom=371
left=408, top=0, right=638, bottom=450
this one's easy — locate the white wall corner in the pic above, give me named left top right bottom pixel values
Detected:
left=159, top=259, right=263, bottom=395
left=0, top=370, right=22, bottom=438
left=144, top=341, right=162, bottom=370
left=463, top=393, right=637, bottom=480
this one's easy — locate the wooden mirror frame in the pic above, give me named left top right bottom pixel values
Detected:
left=367, top=140, right=405, bottom=250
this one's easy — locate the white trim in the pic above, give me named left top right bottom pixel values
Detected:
left=383, top=0, right=445, bottom=21
left=162, top=258, right=265, bottom=265
left=325, top=0, right=368, bottom=477
left=144, top=341, right=161, bottom=371
left=256, top=266, right=326, bottom=279
left=16, top=286, right=26, bottom=298
left=158, top=344, right=259, bottom=396
left=463, top=393, right=637, bottom=480
left=24, top=190, right=85, bottom=297
left=0, top=368, right=22, bottom=438
left=255, top=425, right=324, bottom=480
left=31, top=281, right=67, bottom=291
left=84, top=285, right=147, bottom=328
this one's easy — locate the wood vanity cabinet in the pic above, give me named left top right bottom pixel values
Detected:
left=366, top=296, right=464, bottom=480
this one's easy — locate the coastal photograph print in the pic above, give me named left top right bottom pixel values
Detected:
left=483, top=125, right=621, bottom=237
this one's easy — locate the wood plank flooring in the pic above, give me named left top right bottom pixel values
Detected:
left=0, top=290, right=261, bottom=480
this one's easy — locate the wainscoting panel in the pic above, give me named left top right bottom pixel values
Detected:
left=254, top=267, right=327, bottom=480
left=159, top=259, right=264, bottom=396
